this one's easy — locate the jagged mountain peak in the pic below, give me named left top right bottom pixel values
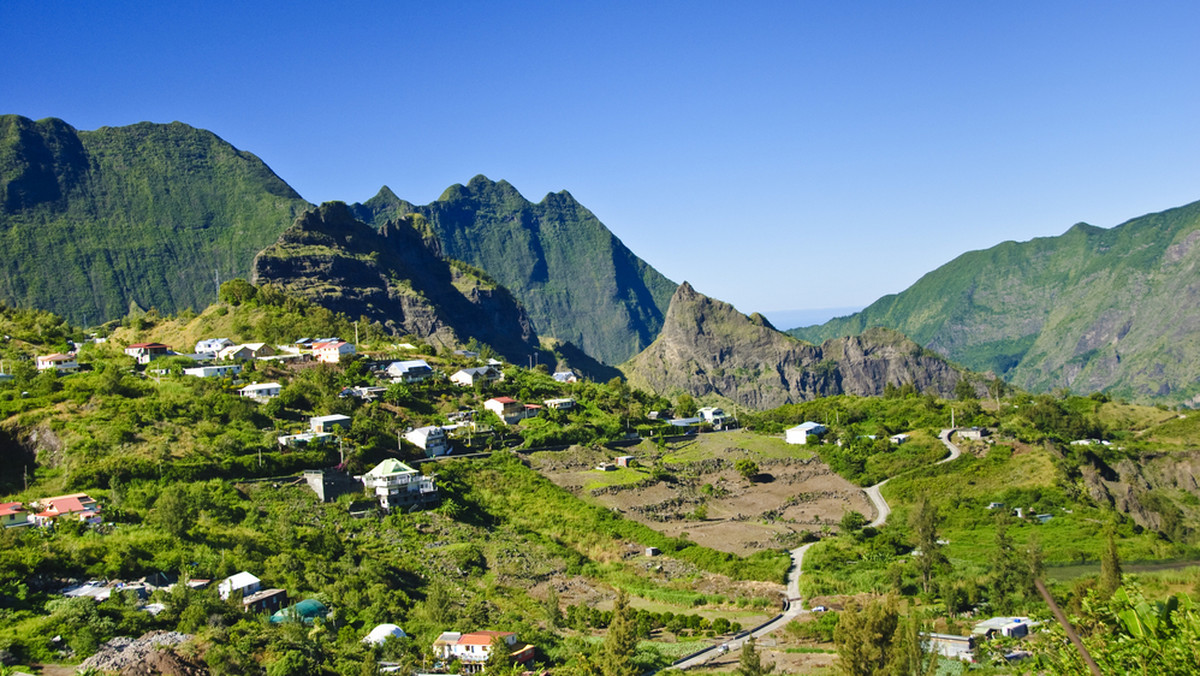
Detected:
left=623, top=284, right=969, bottom=410
left=352, top=176, right=677, bottom=365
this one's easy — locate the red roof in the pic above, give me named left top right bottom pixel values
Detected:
left=0, top=502, right=23, bottom=517
left=490, top=397, right=518, bottom=404
left=38, top=353, right=74, bottom=362
left=457, top=631, right=514, bottom=646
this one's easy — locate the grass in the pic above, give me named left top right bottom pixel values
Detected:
left=662, top=429, right=814, bottom=463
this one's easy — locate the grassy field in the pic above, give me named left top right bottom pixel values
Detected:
left=661, top=429, right=815, bottom=463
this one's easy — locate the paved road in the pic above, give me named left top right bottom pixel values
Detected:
left=667, top=429, right=963, bottom=671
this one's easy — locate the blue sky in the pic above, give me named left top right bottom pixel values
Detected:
left=5, top=2, right=1200, bottom=326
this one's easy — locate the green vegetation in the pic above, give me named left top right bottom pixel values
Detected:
left=0, top=115, right=308, bottom=325
left=791, top=198, right=1200, bottom=405
left=352, top=176, right=678, bottom=365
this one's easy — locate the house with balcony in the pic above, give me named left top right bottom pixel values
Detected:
left=359, top=459, right=438, bottom=511
left=484, top=397, right=525, bottom=424
left=36, top=353, right=79, bottom=373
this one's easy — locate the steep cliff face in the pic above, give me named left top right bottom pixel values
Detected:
left=622, top=282, right=967, bottom=409
left=351, top=176, right=677, bottom=365
left=251, top=202, right=539, bottom=361
left=0, top=115, right=307, bottom=323
left=1078, top=450, right=1200, bottom=539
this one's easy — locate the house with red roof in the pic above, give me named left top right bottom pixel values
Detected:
left=0, top=502, right=31, bottom=528
left=484, top=397, right=525, bottom=424
left=30, top=493, right=101, bottom=526
left=432, top=630, right=534, bottom=671
left=123, top=343, right=172, bottom=364
left=312, top=340, right=356, bottom=363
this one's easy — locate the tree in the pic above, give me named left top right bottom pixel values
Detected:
left=735, top=459, right=759, bottom=482
left=1098, top=522, right=1122, bottom=598
left=834, top=596, right=900, bottom=675
left=485, top=634, right=513, bottom=672
left=600, top=590, right=639, bottom=676
left=675, top=393, right=697, bottom=418
left=219, top=278, right=258, bottom=306
left=988, top=515, right=1032, bottom=613
left=909, top=495, right=946, bottom=595
left=840, top=510, right=867, bottom=533
left=834, top=596, right=934, bottom=676
left=737, top=635, right=774, bottom=676
left=544, top=587, right=563, bottom=628
left=954, top=378, right=976, bottom=401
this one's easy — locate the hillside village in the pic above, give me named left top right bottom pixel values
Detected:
left=0, top=290, right=1196, bottom=675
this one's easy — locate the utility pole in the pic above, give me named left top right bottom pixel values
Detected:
left=354, top=321, right=359, bottom=346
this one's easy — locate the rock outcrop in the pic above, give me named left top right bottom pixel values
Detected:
left=622, top=282, right=969, bottom=409
left=252, top=202, right=539, bottom=362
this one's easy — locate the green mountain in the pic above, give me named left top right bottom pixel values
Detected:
left=252, top=202, right=540, bottom=361
left=623, top=282, right=972, bottom=409
left=350, top=176, right=677, bottom=365
left=790, top=200, right=1200, bottom=405
left=0, top=115, right=307, bottom=324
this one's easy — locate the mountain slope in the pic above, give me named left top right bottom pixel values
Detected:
left=351, top=176, right=677, bottom=365
left=0, top=115, right=308, bottom=324
left=790, top=200, right=1200, bottom=404
left=252, top=202, right=539, bottom=361
left=623, top=282, right=968, bottom=410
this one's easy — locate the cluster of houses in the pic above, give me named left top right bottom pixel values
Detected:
left=1, top=492, right=101, bottom=529
left=124, top=337, right=358, bottom=367
left=925, top=616, right=1037, bottom=663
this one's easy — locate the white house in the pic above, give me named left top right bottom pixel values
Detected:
left=698, top=407, right=731, bottom=428
left=183, top=364, right=243, bottom=378
left=36, top=353, right=79, bottom=373
left=239, top=382, right=282, bottom=400
left=310, top=414, right=353, bottom=434
left=313, top=340, right=355, bottom=363
left=405, top=426, right=451, bottom=457
left=195, top=338, right=234, bottom=355
left=889, top=433, right=910, bottom=445
left=387, top=359, right=433, bottom=383
left=432, top=631, right=533, bottom=670
left=543, top=397, right=575, bottom=410
left=450, top=366, right=502, bottom=387
left=785, top=421, right=827, bottom=445
left=218, top=571, right=261, bottom=600
left=552, top=371, right=579, bottom=383
left=360, top=459, right=438, bottom=511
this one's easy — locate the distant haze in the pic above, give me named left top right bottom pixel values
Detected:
left=763, top=307, right=865, bottom=332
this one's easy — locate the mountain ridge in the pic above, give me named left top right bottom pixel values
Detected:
left=351, top=174, right=678, bottom=365
left=790, top=199, right=1200, bottom=404
left=0, top=114, right=309, bottom=324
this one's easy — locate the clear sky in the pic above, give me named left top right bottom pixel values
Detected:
left=5, top=2, right=1200, bottom=324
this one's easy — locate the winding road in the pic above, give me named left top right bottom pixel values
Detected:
left=667, top=428, right=962, bottom=670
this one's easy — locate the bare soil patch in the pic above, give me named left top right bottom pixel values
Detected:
left=528, top=431, right=871, bottom=557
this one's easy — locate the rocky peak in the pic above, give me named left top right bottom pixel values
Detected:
left=622, top=284, right=969, bottom=410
